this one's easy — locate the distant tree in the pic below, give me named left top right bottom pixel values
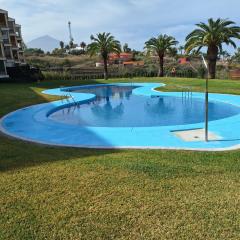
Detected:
left=131, top=49, right=143, bottom=60
left=232, top=48, right=240, bottom=62
left=52, top=48, right=65, bottom=56
left=190, top=49, right=202, bottom=57
left=80, top=41, right=87, bottom=50
left=220, top=50, right=231, bottom=61
left=168, top=47, right=178, bottom=59
left=178, top=45, right=185, bottom=55
left=65, top=45, right=70, bottom=50
left=185, top=18, right=240, bottom=79
left=87, top=32, right=121, bottom=79
left=24, top=48, right=44, bottom=55
left=69, top=49, right=85, bottom=55
left=59, top=41, right=64, bottom=49
left=123, top=43, right=131, bottom=53
left=79, top=41, right=87, bottom=54
left=69, top=40, right=74, bottom=49
left=145, top=34, right=178, bottom=77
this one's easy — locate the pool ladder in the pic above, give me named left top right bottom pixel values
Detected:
left=61, top=93, right=79, bottom=106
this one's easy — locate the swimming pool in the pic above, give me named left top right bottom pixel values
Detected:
left=1, top=83, right=240, bottom=151
left=49, top=85, right=240, bottom=127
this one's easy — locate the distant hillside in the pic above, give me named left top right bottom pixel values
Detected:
left=27, top=35, right=60, bottom=52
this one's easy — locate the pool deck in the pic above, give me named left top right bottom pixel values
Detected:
left=1, top=82, right=240, bottom=151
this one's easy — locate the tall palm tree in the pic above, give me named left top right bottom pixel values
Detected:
left=87, top=32, right=121, bottom=80
left=185, top=18, right=240, bottom=79
left=145, top=34, right=178, bottom=77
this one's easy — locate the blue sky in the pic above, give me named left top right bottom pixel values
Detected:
left=1, top=0, right=240, bottom=52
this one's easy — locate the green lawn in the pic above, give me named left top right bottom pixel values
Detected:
left=1, top=77, right=240, bottom=240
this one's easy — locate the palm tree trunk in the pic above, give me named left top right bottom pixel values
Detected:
left=208, top=60, right=217, bottom=79
left=103, top=57, right=108, bottom=80
left=158, top=55, right=164, bottom=77
left=207, top=45, right=218, bottom=79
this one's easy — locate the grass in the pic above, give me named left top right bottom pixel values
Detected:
left=1, top=77, right=240, bottom=239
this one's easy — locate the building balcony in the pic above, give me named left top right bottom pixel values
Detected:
left=11, top=46, right=18, bottom=50
left=14, top=57, right=20, bottom=62
left=2, top=31, right=9, bottom=39
left=2, top=33, right=9, bottom=40
left=5, top=55, right=13, bottom=60
left=10, top=38, right=17, bottom=48
left=9, top=31, right=16, bottom=36
left=3, top=39, right=10, bottom=45
left=15, top=33, right=21, bottom=38
left=4, top=47, right=13, bottom=60
left=0, top=22, right=7, bottom=28
left=0, top=72, right=7, bottom=77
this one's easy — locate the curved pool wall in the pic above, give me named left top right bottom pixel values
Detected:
left=1, top=82, right=240, bottom=151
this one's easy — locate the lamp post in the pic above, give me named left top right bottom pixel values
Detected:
left=201, top=55, right=209, bottom=142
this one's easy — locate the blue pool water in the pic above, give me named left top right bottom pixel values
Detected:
left=49, top=85, right=240, bottom=127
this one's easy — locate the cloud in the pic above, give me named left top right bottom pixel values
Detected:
left=1, top=0, right=240, bottom=51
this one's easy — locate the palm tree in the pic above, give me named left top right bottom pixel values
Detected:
left=80, top=41, right=86, bottom=50
left=168, top=47, right=178, bottom=59
left=185, top=18, right=240, bottom=79
left=69, top=40, right=74, bottom=49
left=178, top=45, right=184, bottom=55
left=123, top=43, right=131, bottom=53
left=220, top=50, right=231, bottom=61
left=190, top=49, right=202, bottom=57
left=145, top=34, right=178, bottom=77
left=59, top=41, right=64, bottom=49
left=232, top=47, right=240, bottom=62
left=87, top=32, right=121, bottom=79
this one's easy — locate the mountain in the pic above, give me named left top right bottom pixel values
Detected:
left=27, top=35, right=60, bottom=52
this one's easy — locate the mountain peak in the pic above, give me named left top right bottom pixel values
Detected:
left=27, top=35, right=61, bottom=52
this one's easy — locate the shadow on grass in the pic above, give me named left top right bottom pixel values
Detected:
left=0, top=134, right=120, bottom=172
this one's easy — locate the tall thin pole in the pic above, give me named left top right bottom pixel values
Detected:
left=201, top=55, right=209, bottom=142
left=205, top=74, right=209, bottom=141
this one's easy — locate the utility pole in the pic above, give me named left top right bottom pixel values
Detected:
left=201, top=55, right=209, bottom=142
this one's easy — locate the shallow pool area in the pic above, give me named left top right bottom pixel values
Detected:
left=1, top=82, right=240, bottom=151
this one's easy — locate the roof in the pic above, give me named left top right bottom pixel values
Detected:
left=8, top=17, right=15, bottom=22
left=109, top=52, right=133, bottom=60
left=0, top=9, right=8, bottom=14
